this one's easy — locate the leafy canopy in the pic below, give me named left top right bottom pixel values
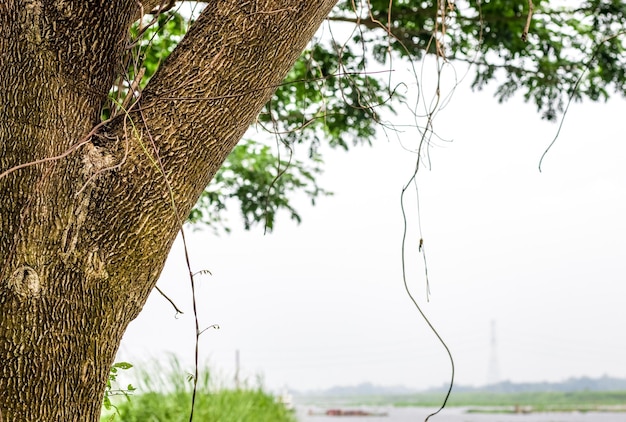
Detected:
left=114, top=0, right=626, bottom=231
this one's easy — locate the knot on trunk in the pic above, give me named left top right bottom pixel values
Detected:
left=6, top=266, right=42, bottom=298
left=83, top=141, right=116, bottom=178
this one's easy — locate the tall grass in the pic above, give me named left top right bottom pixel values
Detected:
left=101, top=358, right=296, bottom=422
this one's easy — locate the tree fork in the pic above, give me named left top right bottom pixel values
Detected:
left=0, top=0, right=337, bottom=420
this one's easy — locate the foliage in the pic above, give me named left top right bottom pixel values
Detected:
left=121, top=1, right=626, bottom=231
left=188, top=139, right=330, bottom=232
left=101, top=359, right=295, bottom=422
left=335, top=0, right=626, bottom=120
left=193, top=39, right=390, bottom=231
left=258, top=42, right=393, bottom=154
left=103, top=362, right=136, bottom=417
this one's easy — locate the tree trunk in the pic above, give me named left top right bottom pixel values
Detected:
left=0, top=1, right=337, bottom=420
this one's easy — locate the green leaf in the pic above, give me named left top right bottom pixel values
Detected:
left=112, top=362, right=133, bottom=370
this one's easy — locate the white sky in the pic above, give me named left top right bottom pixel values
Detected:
left=117, top=50, right=626, bottom=394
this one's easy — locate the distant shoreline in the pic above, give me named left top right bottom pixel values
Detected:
left=292, top=375, right=626, bottom=397
left=296, top=390, right=626, bottom=411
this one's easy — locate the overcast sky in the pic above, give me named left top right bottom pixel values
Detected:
left=116, top=50, right=626, bottom=394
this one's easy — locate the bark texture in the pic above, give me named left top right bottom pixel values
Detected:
left=0, top=0, right=337, bottom=420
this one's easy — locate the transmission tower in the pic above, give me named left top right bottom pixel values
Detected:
left=487, top=320, right=500, bottom=385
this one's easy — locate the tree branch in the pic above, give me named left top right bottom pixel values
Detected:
left=135, top=0, right=178, bottom=20
left=84, top=0, right=338, bottom=293
left=522, top=0, right=534, bottom=41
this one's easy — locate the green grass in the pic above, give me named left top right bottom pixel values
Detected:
left=105, top=389, right=296, bottom=422
left=101, top=358, right=295, bottom=422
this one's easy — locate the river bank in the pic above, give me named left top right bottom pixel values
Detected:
left=296, top=406, right=626, bottom=422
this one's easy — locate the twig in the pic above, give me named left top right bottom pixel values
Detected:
left=539, top=31, right=626, bottom=171
left=521, top=0, right=534, bottom=41
left=198, top=324, right=219, bottom=336
left=120, top=67, right=146, bottom=113
left=155, top=285, right=184, bottom=315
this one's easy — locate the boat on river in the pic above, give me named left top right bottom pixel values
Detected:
left=308, top=408, right=388, bottom=417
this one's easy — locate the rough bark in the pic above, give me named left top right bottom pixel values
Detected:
left=0, top=0, right=337, bottom=420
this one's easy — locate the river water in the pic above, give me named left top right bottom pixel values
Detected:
left=296, top=406, right=626, bottom=422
